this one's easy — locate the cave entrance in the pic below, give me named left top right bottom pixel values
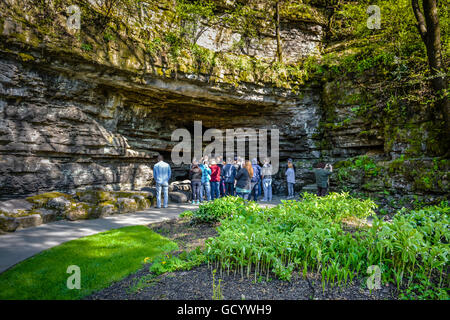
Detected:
left=119, top=86, right=323, bottom=194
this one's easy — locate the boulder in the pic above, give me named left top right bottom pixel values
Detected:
left=97, top=204, right=117, bottom=217
left=169, top=191, right=188, bottom=203
left=139, top=188, right=157, bottom=206
left=116, top=198, right=138, bottom=213
left=25, top=192, right=73, bottom=208
left=89, top=203, right=117, bottom=218
left=132, top=194, right=151, bottom=210
left=169, top=181, right=192, bottom=192
left=0, top=199, right=33, bottom=216
left=75, top=190, right=114, bottom=204
left=301, top=184, right=318, bottom=194
left=140, top=187, right=156, bottom=198
left=0, top=214, right=19, bottom=232
left=65, top=203, right=89, bottom=221
left=47, top=196, right=73, bottom=213
left=16, top=214, right=42, bottom=229
left=34, top=208, right=58, bottom=223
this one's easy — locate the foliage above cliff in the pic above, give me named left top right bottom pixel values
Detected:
left=0, top=0, right=331, bottom=94
left=312, top=0, right=449, bottom=156
left=1, top=1, right=447, bottom=87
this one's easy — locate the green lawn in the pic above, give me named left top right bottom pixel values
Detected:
left=0, top=226, right=178, bottom=300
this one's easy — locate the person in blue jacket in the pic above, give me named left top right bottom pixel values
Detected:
left=250, top=158, right=262, bottom=201
left=222, top=157, right=237, bottom=196
left=153, top=154, right=171, bottom=208
left=199, top=159, right=212, bottom=202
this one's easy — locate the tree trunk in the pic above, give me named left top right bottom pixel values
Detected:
left=422, top=0, right=446, bottom=93
left=412, top=0, right=449, bottom=153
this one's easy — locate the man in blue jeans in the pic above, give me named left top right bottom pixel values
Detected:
left=153, top=154, right=171, bottom=208
left=250, top=158, right=262, bottom=201
left=199, top=160, right=212, bottom=202
left=222, top=157, right=237, bottom=196
left=261, top=158, right=273, bottom=202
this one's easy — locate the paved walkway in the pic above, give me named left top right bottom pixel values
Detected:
left=0, top=197, right=285, bottom=274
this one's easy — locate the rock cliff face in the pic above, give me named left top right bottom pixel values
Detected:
left=0, top=0, right=327, bottom=198
left=0, top=0, right=447, bottom=199
left=0, top=50, right=324, bottom=197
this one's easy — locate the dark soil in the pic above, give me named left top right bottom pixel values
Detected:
left=86, top=217, right=398, bottom=300
left=149, top=216, right=219, bottom=252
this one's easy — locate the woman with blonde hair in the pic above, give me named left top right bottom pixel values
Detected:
left=235, top=160, right=253, bottom=200
left=285, top=161, right=296, bottom=199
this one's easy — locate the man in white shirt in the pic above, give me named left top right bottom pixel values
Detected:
left=153, top=155, right=171, bottom=208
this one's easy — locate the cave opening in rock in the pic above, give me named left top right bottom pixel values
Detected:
left=110, top=81, right=326, bottom=196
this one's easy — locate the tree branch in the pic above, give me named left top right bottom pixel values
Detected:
left=411, top=0, right=428, bottom=40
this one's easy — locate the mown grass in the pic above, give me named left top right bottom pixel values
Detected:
left=0, top=226, right=178, bottom=300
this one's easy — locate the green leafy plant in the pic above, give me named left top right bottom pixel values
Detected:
left=212, top=269, right=223, bottom=300
left=149, top=247, right=207, bottom=276
left=81, top=43, right=93, bottom=52
left=180, top=210, right=194, bottom=218
left=192, top=196, right=247, bottom=223
left=103, top=30, right=115, bottom=42
left=200, top=195, right=448, bottom=299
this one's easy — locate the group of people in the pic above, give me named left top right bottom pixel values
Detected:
left=188, top=156, right=333, bottom=204
left=188, top=156, right=274, bottom=204
left=152, top=154, right=334, bottom=208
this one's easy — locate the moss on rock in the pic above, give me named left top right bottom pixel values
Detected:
left=0, top=214, right=20, bottom=232
left=26, top=192, right=73, bottom=208
left=88, top=202, right=118, bottom=218
left=131, top=195, right=151, bottom=210
left=116, top=198, right=139, bottom=213
left=65, top=202, right=92, bottom=221
left=75, top=190, right=115, bottom=205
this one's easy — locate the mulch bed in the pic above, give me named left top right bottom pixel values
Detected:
left=149, top=217, right=219, bottom=252
left=85, top=217, right=397, bottom=300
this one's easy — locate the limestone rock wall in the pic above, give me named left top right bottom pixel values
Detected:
left=0, top=50, right=326, bottom=197
left=0, top=56, right=155, bottom=197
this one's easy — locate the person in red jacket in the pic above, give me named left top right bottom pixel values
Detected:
left=209, top=159, right=221, bottom=200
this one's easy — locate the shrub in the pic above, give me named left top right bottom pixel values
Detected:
left=286, top=192, right=377, bottom=222
left=191, top=196, right=247, bottom=223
